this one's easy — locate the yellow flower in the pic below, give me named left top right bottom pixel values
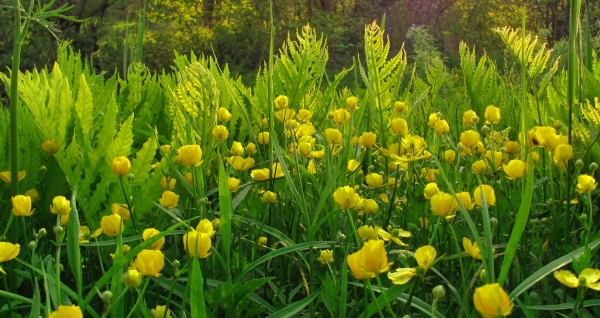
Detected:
left=331, top=108, right=351, bottom=125
left=160, top=145, right=171, bottom=155
left=228, top=141, right=244, bottom=156
left=135, top=249, right=164, bottom=277
left=388, top=267, right=417, bottom=285
left=48, top=305, right=83, bottom=318
left=485, top=151, right=504, bottom=170
left=347, top=159, right=361, bottom=172
left=0, top=170, right=26, bottom=183
left=484, top=105, right=501, bottom=124
left=474, top=185, right=496, bottom=207
left=24, top=188, right=40, bottom=203
left=298, top=141, right=313, bottom=157
left=391, top=118, right=409, bottom=136
left=307, top=160, right=317, bottom=174
left=183, top=230, right=212, bottom=258
left=196, top=219, right=216, bottom=237
left=414, top=245, right=437, bottom=272
left=246, top=142, right=257, bottom=154
left=228, top=156, right=255, bottom=171
left=576, top=174, right=597, bottom=194
left=42, top=138, right=59, bottom=154
left=317, top=250, right=334, bottom=264
left=424, top=183, right=439, bottom=199
left=261, top=191, right=277, bottom=203
left=227, top=177, right=241, bottom=192
left=153, top=305, right=171, bottom=318
left=553, top=144, right=573, bottom=163
left=257, top=132, right=270, bottom=145
left=358, top=225, right=376, bottom=240
left=274, top=109, right=296, bottom=122
left=325, top=128, right=343, bottom=145
left=462, top=110, right=477, bottom=125
left=427, top=113, right=439, bottom=127
left=394, top=101, right=408, bottom=113
left=462, top=237, right=483, bottom=260
left=78, top=226, right=103, bottom=243
left=365, top=173, right=383, bottom=188
left=111, top=203, right=133, bottom=221
left=390, top=228, right=411, bottom=246
left=143, top=228, right=165, bottom=250
left=505, top=141, right=520, bottom=153
left=159, top=191, right=179, bottom=209
left=473, top=283, right=513, bottom=318
left=12, top=195, right=33, bottom=217
left=347, top=240, right=392, bottom=279
left=423, top=168, right=440, bottom=183
left=460, top=130, right=480, bottom=148
left=217, top=107, right=233, bottom=122
left=211, top=125, right=229, bottom=140
left=419, top=217, right=429, bottom=227
left=250, top=168, right=270, bottom=181
left=472, top=160, right=487, bottom=175
left=532, top=126, right=557, bottom=147
left=554, top=268, right=600, bottom=290
left=346, top=96, right=359, bottom=110
left=297, top=109, right=313, bottom=122
left=444, top=150, right=456, bottom=163
left=503, top=159, right=527, bottom=180
left=455, top=192, right=474, bottom=210
left=274, top=95, right=289, bottom=109
left=177, top=145, right=203, bottom=166
left=111, top=156, right=131, bottom=176
left=0, top=242, right=20, bottom=274
left=101, top=214, right=124, bottom=237
left=363, top=199, right=378, bottom=214
left=160, top=176, right=176, bottom=191
left=50, top=196, right=71, bottom=216
left=122, top=268, right=143, bottom=287
left=430, top=192, right=456, bottom=218
left=434, top=120, right=450, bottom=135
left=212, top=218, right=222, bottom=231
left=357, top=132, right=377, bottom=148
left=333, top=186, right=357, bottom=209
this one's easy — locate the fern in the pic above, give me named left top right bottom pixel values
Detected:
left=105, top=113, right=135, bottom=166
left=75, top=74, right=94, bottom=136
left=459, top=42, right=501, bottom=118
left=129, top=135, right=158, bottom=187
left=494, top=26, right=553, bottom=80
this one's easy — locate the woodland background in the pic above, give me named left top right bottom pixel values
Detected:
left=1, top=0, right=600, bottom=85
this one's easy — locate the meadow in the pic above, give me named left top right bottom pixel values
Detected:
left=1, top=2, right=600, bottom=318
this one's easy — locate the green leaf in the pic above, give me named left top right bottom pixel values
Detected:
left=67, top=188, right=83, bottom=303
left=266, top=289, right=322, bottom=318
left=129, top=135, right=157, bottom=187
left=75, top=74, right=93, bottom=136
left=352, top=283, right=445, bottom=318
left=191, top=256, right=207, bottom=318
left=218, top=155, right=232, bottom=281
left=105, top=113, right=135, bottom=166
left=232, top=277, right=275, bottom=309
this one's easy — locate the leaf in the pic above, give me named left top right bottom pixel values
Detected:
left=266, top=289, right=322, bottom=318
left=129, top=135, right=157, bottom=187
left=218, top=156, right=232, bottom=281
left=105, top=113, right=135, bottom=166
left=75, top=74, right=94, bottom=136
left=232, top=277, right=275, bottom=309
left=191, top=256, right=207, bottom=318
left=67, top=188, right=83, bottom=303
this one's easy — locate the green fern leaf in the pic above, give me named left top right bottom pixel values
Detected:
left=75, top=74, right=94, bottom=136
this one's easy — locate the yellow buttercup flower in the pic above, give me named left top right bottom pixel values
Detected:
left=228, top=156, right=255, bottom=171
left=246, top=142, right=257, bottom=154
left=12, top=195, right=33, bottom=217
left=111, top=203, right=133, bottom=221
left=485, top=151, right=503, bottom=170
left=196, top=219, right=216, bottom=237
left=427, top=113, right=439, bottom=127
left=50, top=196, right=71, bottom=216
left=391, top=118, right=409, bottom=136
left=298, top=141, right=312, bottom=157
left=160, top=176, right=176, bottom=191
left=48, top=305, right=83, bottom=318
left=274, top=95, right=289, bottom=109
left=414, top=245, right=437, bottom=272
left=390, top=228, right=411, bottom=246
left=227, top=177, right=241, bottom=192
left=42, top=138, right=59, bottom=154
left=159, top=191, right=179, bottom=209
left=101, top=214, right=124, bottom=237
left=473, top=283, right=513, bottom=318
left=347, top=240, right=392, bottom=280
left=484, top=105, right=501, bottom=124
left=317, top=250, right=334, bottom=264
left=177, top=145, right=203, bottom=166
left=0, top=170, right=26, bottom=183
left=388, top=267, right=417, bottom=285
left=553, top=144, right=573, bottom=163
left=460, top=130, right=480, bottom=148
left=394, top=101, right=408, bottom=113
left=474, top=184, right=496, bottom=207
left=297, top=109, right=313, bottom=122
left=217, top=107, right=233, bottom=122
left=122, top=268, right=143, bottom=287
left=455, top=192, right=474, bottom=210
left=472, top=160, right=487, bottom=175
left=424, top=183, right=439, bottom=199
left=261, top=191, right=277, bottom=203
left=346, top=96, right=359, bottom=110
left=0, top=242, right=20, bottom=274
left=554, top=268, right=600, bottom=291
left=274, top=109, right=296, bottom=122
left=183, top=230, right=212, bottom=258
left=307, top=160, right=317, bottom=174
left=331, top=108, right=351, bottom=125
left=363, top=199, right=378, bottom=214
left=503, top=159, right=527, bottom=180
left=358, top=225, right=376, bottom=240
left=505, top=141, right=520, bottom=153
left=111, top=156, right=131, bottom=176
left=462, top=110, right=477, bottom=125
left=365, top=173, right=383, bottom=188
left=143, top=228, right=165, bottom=250
left=434, top=120, right=450, bottom=135
left=153, top=305, right=171, bottom=318
left=24, top=188, right=40, bottom=202
left=443, top=149, right=456, bottom=163
left=423, top=168, right=439, bottom=183
left=333, top=186, right=357, bottom=209
left=430, top=192, right=456, bottom=218
left=250, top=168, right=270, bottom=181
left=160, top=145, right=171, bottom=155
left=576, top=174, right=597, bottom=194
left=325, top=128, right=343, bottom=145
left=532, top=126, right=556, bottom=147
left=357, top=132, right=377, bottom=148
left=545, top=133, right=568, bottom=152
left=135, top=249, right=165, bottom=277
left=462, top=237, right=483, bottom=260
left=211, top=125, right=229, bottom=140
left=78, top=226, right=103, bottom=243
left=229, top=141, right=244, bottom=156
left=257, top=132, right=270, bottom=145
left=347, top=159, right=361, bottom=172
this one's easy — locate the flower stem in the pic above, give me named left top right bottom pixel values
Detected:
left=376, top=275, right=397, bottom=318
left=119, top=176, right=137, bottom=233
left=366, top=279, right=385, bottom=318
left=125, top=279, right=151, bottom=318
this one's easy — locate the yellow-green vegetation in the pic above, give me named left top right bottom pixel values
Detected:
left=2, top=3, right=600, bottom=318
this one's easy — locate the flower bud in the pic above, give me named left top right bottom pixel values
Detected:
left=40, top=166, right=47, bottom=173
left=479, top=269, right=487, bottom=283
left=435, top=112, right=442, bottom=119
left=128, top=173, right=135, bottom=181
left=54, top=225, right=64, bottom=235
left=337, top=232, right=346, bottom=242
left=489, top=217, right=498, bottom=228
left=471, top=116, right=480, bottom=124
left=432, top=285, right=446, bottom=300
left=28, top=241, right=37, bottom=250
left=172, top=260, right=180, bottom=271
left=481, top=125, right=490, bottom=134
left=581, top=213, right=588, bottom=223
left=591, top=162, right=599, bottom=171
left=575, top=159, right=584, bottom=169
left=38, top=228, right=47, bottom=237
left=101, top=290, right=113, bottom=304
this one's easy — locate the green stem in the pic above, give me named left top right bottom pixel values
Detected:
left=400, top=280, right=418, bottom=317
left=376, top=275, right=397, bottom=318
left=55, top=216, right=64, bottom=307
left=162, top=274, right=178, bottom=318
left=366, top=279, right=385, bottom=318
left=101, top=287, right=130, bottom=318
left=119, top=177, right=137, bottom=233
left=568, top=287, right=585, bottom=318
left=125, top=279, right=151, bottom=318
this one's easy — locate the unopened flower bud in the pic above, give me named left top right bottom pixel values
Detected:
left=40, top=166, right=47, bottom=173
left=529, top=291, right=540, bottom=303
left=432, top=285, right=446, bottom=300
left=128, top=173, right=135, bottom=181
left=471, top=116, right=480, bottom=124
left=489, top=217, right=498, bottom=228
left=575, top=159, right=584, bottom=169
left=581, top=213, right=588, bottom=223
left=479, top=269, right=487, bottom=283
left=436, top=112, right=442, bottom=119
left=396, top=253, right=407, bottom=264
left=28, top=241, right=37, bottom=250
left=337, top=232, right=346, bottom=242
left=172, top=260, right=180, bottom=271
left=590, top=162, right=598, bottom=172
left=368, top=165, right=375, bottom=173
left=38, top=228, right=47, bottom=237
left=101, top=290, right=113, bottom=304
left=481, top=125, right=490, bottom=134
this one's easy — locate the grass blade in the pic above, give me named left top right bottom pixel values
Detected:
left=218, top=155, right=232, bottom=282
left=266, top=288, right=322, bottom=318
left=190, top=256, right=207, bottom=318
